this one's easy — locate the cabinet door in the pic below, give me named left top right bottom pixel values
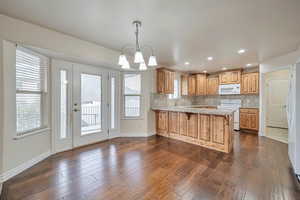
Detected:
left=230, top=71, right=241, bottom=83
left=187, top=114, right=198, bottom=138
left=179, top=113, right=188, bottom=136
left=219, top=72, right=229, bottom=84
left=157, top=70, right=165, bottom=93
left=156, top=111, right=168, bottom=134
left=198, top=114, right=210, bottom=141
left=210, top=116, right=225, bottom=145
left=249, top=113, right=258, bottom=130
left=164, top=71, right=174, bottom=94
left=207, top=77, right=219, bottom=95
left=196, top=74, right=207, bottom=95
left=249, top=73, right=259, bottom=94
left=239, top=112, right=249, bottom=129
left=181, top=75, right=188, bottom=96
left=188, top=75, right=196, bottom=96
left=241, top=74, right=249, bottom=94
left=169, top=112, right=179, bottom=134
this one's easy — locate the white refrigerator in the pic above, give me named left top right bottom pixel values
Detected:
left=287, top=64, right=300, bottom=181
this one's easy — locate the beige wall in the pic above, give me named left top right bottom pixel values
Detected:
left=120, top=70, right=156, bottom=136
left=2, top=40, right=51, bottom=172
left=0, top=14, right=119, bottom=68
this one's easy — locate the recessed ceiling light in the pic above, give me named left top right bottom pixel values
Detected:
left=222, top=67, right=227, bottom=70
left=246, top=63, right=252, bottom=67
left=203, top=70, right=207, bottom=73
left=207, top=57, right=213, bottom=61
left=238, top=49, right=246, bottom=54
left=184, top=62, right=190, bottom=65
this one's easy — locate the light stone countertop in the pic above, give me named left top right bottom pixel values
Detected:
left=152, top=105, right=235, bottom=116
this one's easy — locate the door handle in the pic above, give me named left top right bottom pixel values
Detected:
left=73, top=108, right=80, bottom=112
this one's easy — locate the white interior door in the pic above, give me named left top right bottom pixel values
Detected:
left=72, top=64, right=108, bottom=147
left=52, top=60, right=119, bottom=153
left=266, top=79, right=289, bottom=128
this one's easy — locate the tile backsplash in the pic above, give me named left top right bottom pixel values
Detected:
left=151, top=93, right=259, bottom=108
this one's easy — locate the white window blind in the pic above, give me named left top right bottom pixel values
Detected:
left=16, top=47, right=48, bottom=135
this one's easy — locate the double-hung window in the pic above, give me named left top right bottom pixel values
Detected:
left=123, top=73, right=142, bottom=118
left=16, top=47, right=49, bottom=136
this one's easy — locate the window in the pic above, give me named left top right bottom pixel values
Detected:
left=16, top=47, right=49, bottom=135
left=111, top=76, right=116, bottom=129
left=169, top=79, right=179, bottom=99
left=123, top=73, right=141, bottom=118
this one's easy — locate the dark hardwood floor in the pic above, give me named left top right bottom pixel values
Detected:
left=1, top=133, right=300, bottom=200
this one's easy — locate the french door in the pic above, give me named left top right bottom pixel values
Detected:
left=52, top=60, right=119, bottom=153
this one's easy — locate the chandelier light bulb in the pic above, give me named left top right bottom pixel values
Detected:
left=118, top=54, right=127, bottom=66
left=139, top=62, right=147, bottom=71
left=121, top=60, right=130, bottom=69
left=148, top=55, right=157, bottom=66
left=134, top=51, right=144, bottom=63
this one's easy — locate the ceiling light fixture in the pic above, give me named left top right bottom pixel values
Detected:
left=207, top=57, right=213, bottom=61
left=222, top=67, right=227, bottom=70
left=118, top=20, right=157, bottom=70
left=203, top=70, right=207, bottom=73
left=184, top=62, right=190, bottom=65
left=246, top=63, right=253, bottom=67
left=238, top=49, right=246, bottom=54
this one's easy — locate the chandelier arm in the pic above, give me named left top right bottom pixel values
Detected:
left=140, top=45, right=155, bottom=56
left=135, top=22, right=140, bottom=51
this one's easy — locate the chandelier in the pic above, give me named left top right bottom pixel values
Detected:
left=118, top=20, right=158, bottom=70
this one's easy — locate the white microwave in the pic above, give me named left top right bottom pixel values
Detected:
left=219, top=84, right=240, bottom=95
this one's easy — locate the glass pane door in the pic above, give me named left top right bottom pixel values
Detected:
left=81, top=73, right=102, bottom=135
left=72, top=64, right=108, bottom=148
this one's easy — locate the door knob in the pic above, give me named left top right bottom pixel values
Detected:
left=73, top=108, right=80, bottom=112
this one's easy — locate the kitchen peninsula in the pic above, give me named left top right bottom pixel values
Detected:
left=153, top=105, right=234, bottom=153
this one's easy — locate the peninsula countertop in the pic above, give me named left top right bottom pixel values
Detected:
left=152, top=105, right=235, bottom=116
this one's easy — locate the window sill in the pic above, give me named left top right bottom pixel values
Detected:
left=14, top=127, right=51, bottom=140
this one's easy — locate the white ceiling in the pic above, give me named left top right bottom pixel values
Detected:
left=0, top=0, right=300, bottom=72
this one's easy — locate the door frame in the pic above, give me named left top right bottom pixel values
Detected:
left=51, top=59, right=120, bottom=154
left=259, top=65, right=291, bottom=137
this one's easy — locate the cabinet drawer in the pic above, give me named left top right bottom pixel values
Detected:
left=240, top=108, right=258, bottom=114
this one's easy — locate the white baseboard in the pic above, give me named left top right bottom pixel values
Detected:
left=0, top=150, right=51, bottom=182
left=120, top=132, right=156, bottom=137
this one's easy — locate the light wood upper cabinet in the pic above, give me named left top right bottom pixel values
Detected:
left=188, top=75, right=196, bottom=96
left=240, top=108, right=259, bottom=131
left=219, top=70, right=241, bottom=85
left=181, top=74, right=189, bottom=96
left=156, top=68, right=174, bottom=94
left=196, top=74, right=207, bottom=95
left=241, top=72, right=259, bottom=94
left=207, top=77, right=219, bottom=95
left=168, top=112, right=179, bottom=135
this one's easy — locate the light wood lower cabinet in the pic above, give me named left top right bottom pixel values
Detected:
left=155, top=110, right=233, bottom=153
left=155, top=111, right=169, bottom=137
left=240, top=108, right=259, bottom=131
left=168, top=112, right=179, bottom=135
left=179, top=113, right=188, bottom=136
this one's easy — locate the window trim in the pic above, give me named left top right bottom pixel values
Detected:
left=122, top=72, right=143, bottom=120
left=15, top=46, right=50, bottom=138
